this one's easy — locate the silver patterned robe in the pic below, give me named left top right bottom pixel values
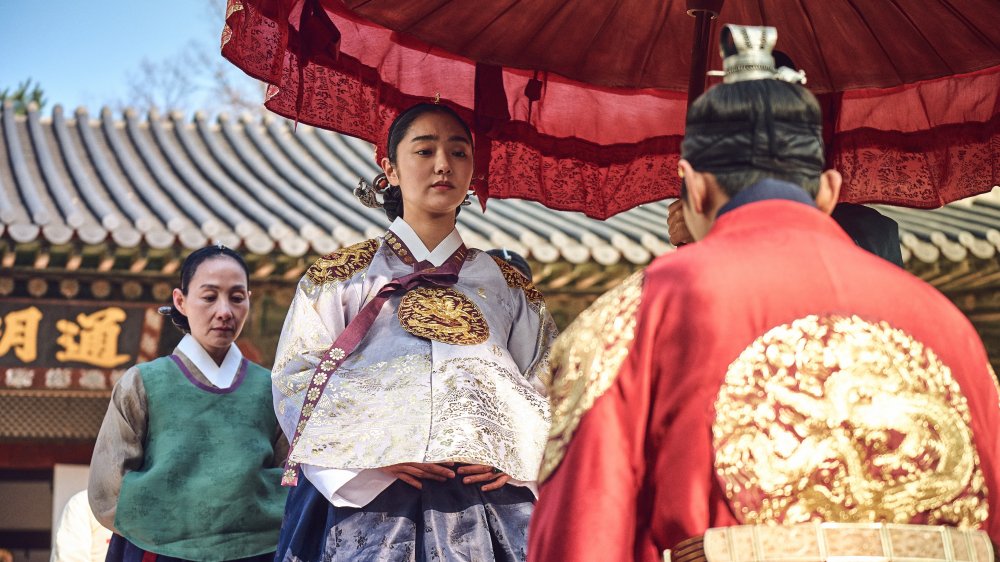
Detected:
left=272, top=219, right=556, bottom=505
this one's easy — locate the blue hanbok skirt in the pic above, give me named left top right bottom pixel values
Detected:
left=276, top=474, right=535, bottom=562
left=105, top=535, right=274, bottom=562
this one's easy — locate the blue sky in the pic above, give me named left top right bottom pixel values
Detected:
left=2, top=0, right=250, bottom=113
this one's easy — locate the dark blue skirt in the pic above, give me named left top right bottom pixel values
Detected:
left=276, top=474, right=535, bottom=562
left=105, top=534, right=274, bottom=562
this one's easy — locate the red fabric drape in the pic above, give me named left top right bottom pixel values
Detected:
left=223, top=0, right=1000, bottom=218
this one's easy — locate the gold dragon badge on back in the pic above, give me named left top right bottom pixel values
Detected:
left=713, top=314, right=989, bottom=527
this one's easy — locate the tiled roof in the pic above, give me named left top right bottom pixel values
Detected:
left=0, top=99, right=1000, bottom=300
left=877, top=199, right=1000, bottom=265
left=0, top=102, right=669, bottom=267
left=4, top=102, right=998, bottom=272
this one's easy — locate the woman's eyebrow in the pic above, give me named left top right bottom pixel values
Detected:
left=197, top=283, right=247, bottom=290
left=410, top=134, right=470, bottom=144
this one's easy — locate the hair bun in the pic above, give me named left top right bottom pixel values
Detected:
left=382, top=185, right=404, bottom=222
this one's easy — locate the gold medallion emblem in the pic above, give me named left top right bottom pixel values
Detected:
left=714, top=314, right=988, bottom=526
left=397, top=287, right=489, bottom=345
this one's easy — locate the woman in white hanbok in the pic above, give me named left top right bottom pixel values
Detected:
left=272, top=103, right=556, bottom=562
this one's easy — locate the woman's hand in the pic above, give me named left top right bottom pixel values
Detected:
left=457, top=464, right=510, bottom=491
left=667, top=199, right=694, bottom=246
left=378, top=463, right=456, bottom=490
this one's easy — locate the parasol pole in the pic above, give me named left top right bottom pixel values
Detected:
left=685, top=0, right=724, bottom=107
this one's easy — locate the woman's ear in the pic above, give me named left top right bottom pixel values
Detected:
left=381, top=157, right=399, bottom=185
left=815, top=169, right=843, bottom=215
left=172, top=288, right=186, bottom=316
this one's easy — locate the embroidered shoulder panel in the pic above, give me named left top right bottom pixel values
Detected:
left=714, top=314, right=989, bottom=527
left=305, top=239, right=379, bottom=285
left=539, top=270, right=645, bottom=482
left=490, top=255, right=544, bottom=306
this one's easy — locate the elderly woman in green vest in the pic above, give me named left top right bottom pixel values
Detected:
left=89, top=245, right=288, bottom=562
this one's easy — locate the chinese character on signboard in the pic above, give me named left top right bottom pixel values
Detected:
left=0, top=301, right=158, bottom=373
left=0, top=306, right=43, bottom=362
left=56, top=307, right=131, bottom=368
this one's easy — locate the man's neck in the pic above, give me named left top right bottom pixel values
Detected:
left=716, top=179, right=815, bottom=218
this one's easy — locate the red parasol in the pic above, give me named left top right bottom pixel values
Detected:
left=221, top=0, right=1000, bottom=219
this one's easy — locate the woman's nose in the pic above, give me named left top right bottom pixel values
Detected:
left=216, top=303, right=234, bottom=319
left=435, top=152, right=452, bottom=175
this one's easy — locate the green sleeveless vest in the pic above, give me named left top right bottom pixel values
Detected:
left=115, top=355, right=287, bottom=561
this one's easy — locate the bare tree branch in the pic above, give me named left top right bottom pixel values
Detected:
left=117, top=0, right=266, bottom=118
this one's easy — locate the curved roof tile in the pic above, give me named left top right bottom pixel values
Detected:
left=51, top=106, right=121, bottom=230
left=3, top=101, right=53, bottom=225
left=74, top=107, right=163, bottom=234
left=146, top=109, right=241, bottom=241
left=26, top=106, right=84, bottom=228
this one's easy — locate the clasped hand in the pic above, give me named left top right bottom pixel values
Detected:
left=667, top=199, right=694, bottom=246
left=378, top=462, right=510, bottom=491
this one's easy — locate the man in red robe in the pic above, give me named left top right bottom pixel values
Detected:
left=528, top=25, right=1000, bottom=562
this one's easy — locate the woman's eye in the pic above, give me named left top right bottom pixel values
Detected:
left=453, top=150, right=468, bottom=157
left=203, top=296, right=217, bottom=302
left=232, top=295, right=246, bottom=303
left=415, top=149, right=432, bottom=156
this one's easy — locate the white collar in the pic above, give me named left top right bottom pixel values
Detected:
left=388, top=217, right=464, bottom=267
left=176, top=334, right=244, bottom=389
